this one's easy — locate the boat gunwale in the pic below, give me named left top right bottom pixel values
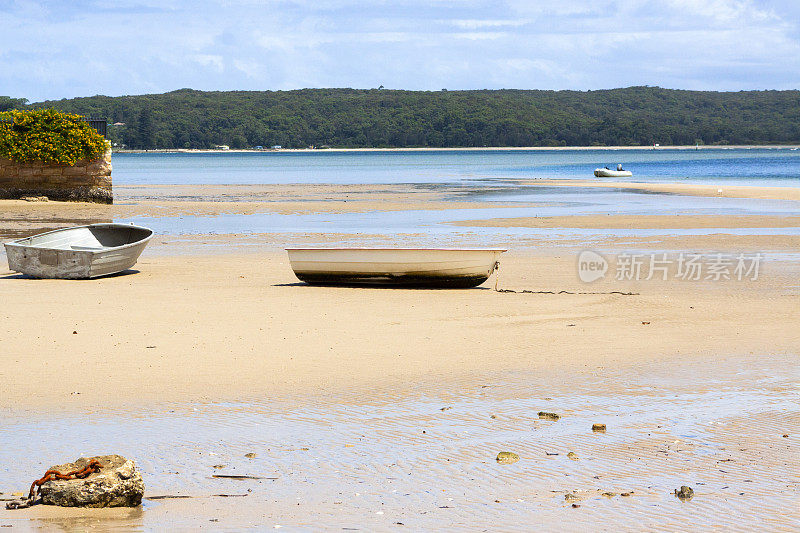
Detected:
left=4, top=223, right=154, bottom=254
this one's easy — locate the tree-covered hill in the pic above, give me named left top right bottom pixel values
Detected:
left=14, top=87, right=800, bottom=149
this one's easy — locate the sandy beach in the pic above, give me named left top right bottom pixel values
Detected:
left=519, top=178, right=800, bottom=202
left=1, top=179, right=798, bottom=530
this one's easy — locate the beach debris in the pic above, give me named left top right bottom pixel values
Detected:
left=564, top=493, right=580, bottom=502
left=571, top=503, right=580, bottom=508
left=440, top=406, right=452, bottom=411
left=641, top=321, right=650, bottom=325
left=72, top=330, right=77, bottom=335
left=783, top=434, right=789, bottom=438
left=490, top=414, right=497, bottom=419
left=20, top=196, right=48, bottom=202
left=592, top=423, right=607, bottom=432
left=213, top=493, right=249, bottom=497
left=16, top=455, right=144, bottom=508
left=545, top=452, right=559, bottom=456
left=538, top=411, right=560, bottom=421
left=245, top=452, right=257, bottom=459
left=567, top=452, right=579, bottom=461
left=674, top=486, right=694, bottom=500
left=146, top=495, right=192, bottom=500
left=601, top=492, right=617, bottom=498
left=211, top=474, right=277, bottom=480
left=212, top=464, right=226, bottom=469
left=496, top=452, right=520, bottom=465
left=620, top=492, right=632, bottom=497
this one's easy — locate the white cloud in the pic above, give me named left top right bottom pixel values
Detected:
left=0, top=0, right=798, bottom=101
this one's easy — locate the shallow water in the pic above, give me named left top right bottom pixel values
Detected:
left=112, top=149, right=800, bottom=187
left=1, top=353, right=797, bottom=531
left=111, top=186, right=800, bottom=245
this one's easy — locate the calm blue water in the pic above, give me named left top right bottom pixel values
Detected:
left=113, top=148, right=800, bottom=187
left=102, top=148, right=800, bottom=246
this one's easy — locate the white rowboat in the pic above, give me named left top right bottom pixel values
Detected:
left=286, top=247, right=506, bottom=288
left=4, top=223, right=153, bottom=279
left=594, top=168, right=633, bottom=178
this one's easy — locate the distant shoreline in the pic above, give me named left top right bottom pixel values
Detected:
left=113, top=145, right=800, bottom=154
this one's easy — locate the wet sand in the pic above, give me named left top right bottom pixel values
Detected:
left=1, top=352, right=797, bottom=530
left=520, top=179, right=800, bottom=202
left=1, top=181, right=798, bottom=530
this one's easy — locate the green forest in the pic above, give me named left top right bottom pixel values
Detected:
left=3, top=87, right=799, bottom=149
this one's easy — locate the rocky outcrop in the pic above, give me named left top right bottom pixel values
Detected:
left=38, top=455, right=144, bottom=507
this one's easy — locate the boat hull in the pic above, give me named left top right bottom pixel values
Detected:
left=594, top=169, right=633, bottom=178
left=286, top=248, right=506, bottom=288
left=4, top=224, right=153, bottom=279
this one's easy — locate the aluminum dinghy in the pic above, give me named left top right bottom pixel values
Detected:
left=4, top=223, right=153, bottom=279
left=286, top=247, right=506, bottom=288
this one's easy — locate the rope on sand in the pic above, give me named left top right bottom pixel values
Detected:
left=496, top=288, right=639, bottom=295
left=492, top=262, right=637, bottom=295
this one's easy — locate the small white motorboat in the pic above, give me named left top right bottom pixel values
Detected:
left=594, top=164, right=632, bottom=178
left=286, top=247, right=506, bottom=288
left=4, top=223, right=153, bottom=279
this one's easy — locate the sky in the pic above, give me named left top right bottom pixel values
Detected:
left=2, top=0, right=800, bottom=102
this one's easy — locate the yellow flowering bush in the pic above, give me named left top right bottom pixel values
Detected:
left=0, top=109, right=106, bottom=165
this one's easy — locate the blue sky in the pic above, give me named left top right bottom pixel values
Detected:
left=2, top=0, right=800, bottom=102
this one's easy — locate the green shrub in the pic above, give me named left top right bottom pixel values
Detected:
left=0, top=108, right=107, bottom=165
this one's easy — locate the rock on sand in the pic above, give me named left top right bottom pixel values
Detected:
left=39, top=455, right=144, bottom=507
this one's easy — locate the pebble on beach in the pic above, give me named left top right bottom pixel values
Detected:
left=496, top=452, right=520, bottom=465
left=244, top=453, right=257, bottom=459
left=567, top=452, right=579, bottom=461
left=538, top=411, right=560, bottom=421
left=674, top=486, right=694, bottom=499
left=592, top=423, right=607, bottom=432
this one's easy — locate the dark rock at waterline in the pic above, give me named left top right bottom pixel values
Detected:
left=674, top=486, right=694, bottom=500
left=39, top=455, right=144, bottom=508
left=538, top=411, right=560, bottom=421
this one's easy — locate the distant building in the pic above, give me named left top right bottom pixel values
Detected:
left=271, top=145, right=282, bottom=150
left=215, top=144, right=230, bottom=150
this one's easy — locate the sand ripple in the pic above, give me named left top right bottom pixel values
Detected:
left=1, top=353, right=797, bottom=531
